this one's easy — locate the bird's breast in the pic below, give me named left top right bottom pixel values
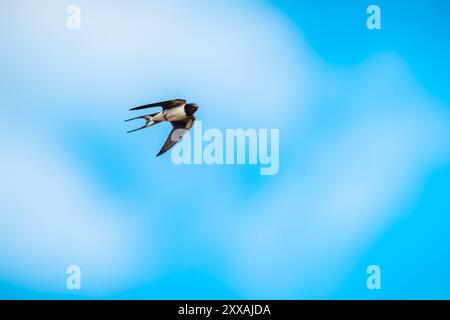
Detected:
left=163, top=105, right=187, bottom=121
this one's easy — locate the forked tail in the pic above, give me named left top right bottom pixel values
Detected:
left=125, top=112, right=160, bottom=133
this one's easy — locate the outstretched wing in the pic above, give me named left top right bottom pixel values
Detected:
left=157, top=116, right=195, bottom=157
left=130, top=99, right=186, bottom=111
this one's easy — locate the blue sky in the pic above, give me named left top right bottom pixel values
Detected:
left=0, top=0, right=449, bottom=299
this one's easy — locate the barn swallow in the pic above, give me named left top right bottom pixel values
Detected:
left=126, top=99, right=199, bottom=156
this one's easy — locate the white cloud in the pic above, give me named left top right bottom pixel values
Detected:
left=208, top=53, right=450, bottom=297
left=0, top=123, right=157, bottom=296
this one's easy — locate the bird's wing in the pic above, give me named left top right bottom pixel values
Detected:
left=130, top=99, right=186, bottom=111
left=157, top=116, right=195, bottom=157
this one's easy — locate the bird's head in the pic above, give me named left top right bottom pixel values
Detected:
left=185, top=103, right=199, bottom=116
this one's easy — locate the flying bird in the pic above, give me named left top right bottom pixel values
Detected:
left=126, top=99, right=199, bottom=156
